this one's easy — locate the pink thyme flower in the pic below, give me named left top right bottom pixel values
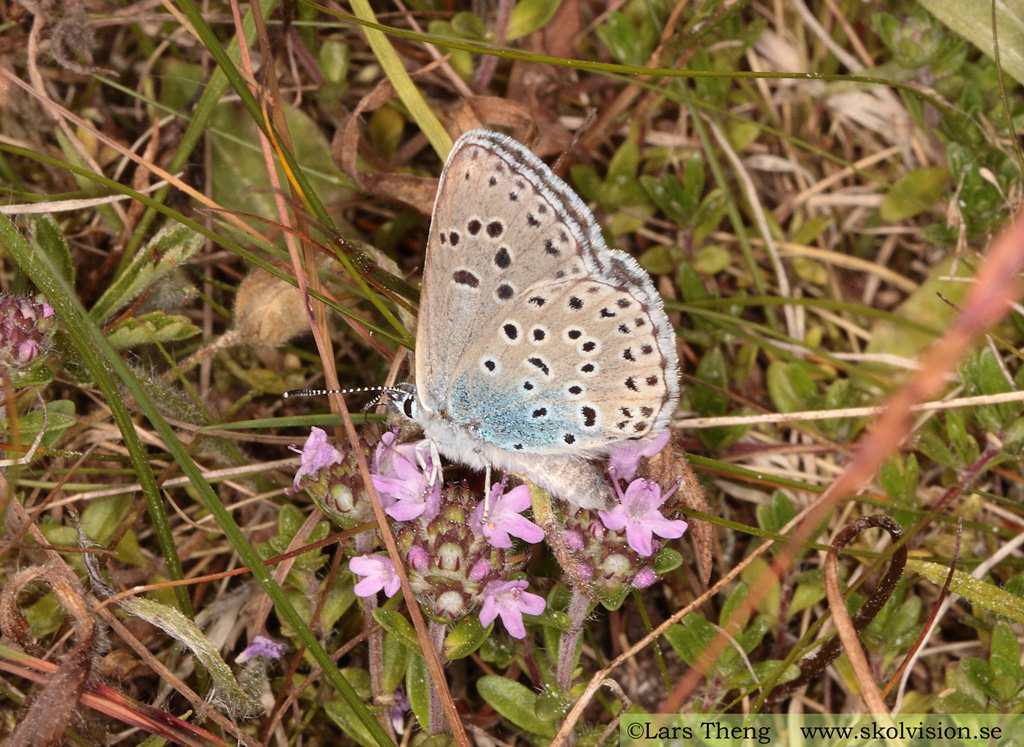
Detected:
left=607, top=429, right=671, bottom=482
left=290, top=427, right=344, bottom=491
left=471, top=483, right=544, bottom=548
left=236, top=635, right=286, bottom=663
left=349, top=555, right=401, bottom=598
left=370, top=433, right=440, bottom=521
left=632, top=567, right=658, bottom=589
left=598, top=478, right=687, bottom=557
left=479, top=579, right=546, bottom=639
left=407, top=546, right=429, bottom=572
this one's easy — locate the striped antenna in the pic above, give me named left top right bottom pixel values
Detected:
left=284, top=383, right=417, bottom=415
left=283, top=386, right=391, bottom=399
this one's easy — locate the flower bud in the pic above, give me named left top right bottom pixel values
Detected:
left=0, top=293, right=56, bottom=372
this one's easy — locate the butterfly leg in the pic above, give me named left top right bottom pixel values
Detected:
left=483, top=464, right=492, bottom=517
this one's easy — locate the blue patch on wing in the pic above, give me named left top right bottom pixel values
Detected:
left=447, top=373, right=582, bottom=452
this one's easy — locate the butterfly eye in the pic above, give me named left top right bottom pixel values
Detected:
left=403, top=395, right=417, bottom=419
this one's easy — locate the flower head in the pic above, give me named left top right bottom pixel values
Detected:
left=236, top=635, right=286, bottom=663
left=599, top=478, right=687, bottom=557
left=479, top=579, right=546, bottom=639
left=388, top=688, right=411, bottom=734
left=472, top=482, right=545, bottom=548
left=607, top=429, right=671, bottom=483
left=349, top=554, right=402, bottom=598
left=370, top=433, right=441, bottom=521
left=290, top=427, right=344, bottom=491
left=394, top=484, right=512, bottom=622
left=0, top=293, right=57, bottom=372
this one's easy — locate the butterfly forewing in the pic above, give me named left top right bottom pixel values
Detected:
left=416, top=130, right=679, bottom=458
left=417, top=132, right=591, bottom=411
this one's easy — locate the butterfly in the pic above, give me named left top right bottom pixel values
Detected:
left=390, top=129, right=680, bottom=511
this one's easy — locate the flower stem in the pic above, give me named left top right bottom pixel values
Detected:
left=355, top=532, right=389, bottom=735
left=558, top=588, right=591, bottom=691
left=428, top=621, right=448, bottom=734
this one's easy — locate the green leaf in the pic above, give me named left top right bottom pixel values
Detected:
left=420, top=736, right=457, bottom=747
left=960, top=658, right=996, bottom=697
left=321, top=579, right=357, bottom=631
left=405, top=655, right=430, bottom=731
left=790, top=570, right=826, bottom=614
left=373, top=609, right=422, bottom=655
left=607, top=137, right=640, bottom=181
left=678, top=262, right=709, bottom=302
left=756, top=491, right=796, bottom=535
left=506, top=0, right=562, bottom=41
left=599, top=587, right=630, bottom=611
left=480, top=631, right=516, bottom=668
left=27, top=215, right=74, bottom=285
left=790, top=215, right=834, bottom=246
left=3, top=400, right=77, bottom=460
left=339, top=667, right=373, bottom=700
left=319, top=39, right=350, bottom=84
left=1002, top=417, right=1024, bottom=458
left=638, top=245, right=674, bottom=275
left=106, top=312, right=201, bottom=349
left=691, top=348, right=729, bottom=416
left=664, top=615, right=716, bottom=668
left=569, top=165, right=603, bottom=202
left=919, top=0, right=1024, bottom=86
left=726, top=121, right=761, bottom=151
left=693, top=190, right=727, bottom=244
left=737, top=615, right=773, bottom=654
left=945, top=407, right=978, bottom=465
left=276, top=503, right=302, bottom=539
left=208, top=99, right=359, bottom=226
left=444, top=615, right=489, bottom=659
left=880, top=167, right=951, bottom=221
left=324, top=699, right=380, bottom=747
left=595, top=12, right=643, bottom=66
left=382, top=630, right=410, bottom=693
left=719, top=583, right=751, bottom=629
left=654, top=547, right=683, bottom=575
left=791, top=256, right=828, bottom=285
left=534, top=688, right=574, bottom=720
left=727, top=659, right=800, bottom=690
left=81, top=494, right=137, bottom=551
left=914, top=426, right=960, bottom=469
left=427, top=20, right=474, bottom=79
left=879, top=453, right=919, bottom=507
left=90, top=224, right=204, bottom=322
left=692, top=245, right=731, bottom=275
left=885, top=596, right=924, bottom=653
left=23, top=592, right=65, bottom=638
left=962, top=350, right=1016, bottom=431
left=766, top=361, right=818, bottom=414
left=990, top=622, right=1022, bottom=680
left=909, top=560, right=1024, bottom=622
left=866, top=253, right=974, bottom=360
left=741, top=558, right=781, bottom=616
left=640, top=173, right=690, bottom=226
left=477, top=676, right=557, bottom=738
left=450, top=11, right=486, bottom=38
